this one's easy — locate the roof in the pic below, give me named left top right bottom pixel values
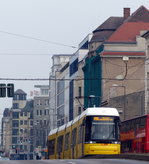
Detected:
left=91, top=17, right=124, bottom=42
left=107, top=6, right=149, bottom=43
left=3, top=108, right=10, bottom=117
left=20, top=100, right=34, bottom=118
left=21, top=100, right=34, bottom=112
left=14, top=89, right=27, bottom=95
left=107, top=22, right=149, bottom=42
left=85, top=107, right=119, bottom=117
left=125, top=5, right=149, bottom=22
left=142, top=30, right=149, bottom=38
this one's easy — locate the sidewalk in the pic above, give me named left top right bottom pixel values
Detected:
left=83, top=153, right=149, bottom=161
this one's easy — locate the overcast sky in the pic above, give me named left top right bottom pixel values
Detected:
left=0, top=0, right=148, bottom=117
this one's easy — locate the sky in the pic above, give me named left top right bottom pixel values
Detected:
left=0, top=0, right=148, bottom=118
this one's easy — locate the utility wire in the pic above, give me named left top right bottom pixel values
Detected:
left=0, top=53, right=52, bottom=56
left=0, top=77, right=147, bottom=81
left=0, top=30, right=77, bottom=49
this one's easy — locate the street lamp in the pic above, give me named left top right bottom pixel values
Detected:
left=88, top=95, right=95, bottom=107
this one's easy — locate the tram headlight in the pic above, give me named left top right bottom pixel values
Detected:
left=89, top=141, right=96, bottom=143
left=112, top=141, right=120, bottom=144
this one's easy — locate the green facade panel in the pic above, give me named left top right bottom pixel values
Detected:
left=83, top=55, right=102, bottom=108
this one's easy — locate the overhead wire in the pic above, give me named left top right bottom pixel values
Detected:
left=0, top=77, right=147, bottom=81
left=0, top=30, right=77, bottom=49
left=103, top=58, right=145, bottom=83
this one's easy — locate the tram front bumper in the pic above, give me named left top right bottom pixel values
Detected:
left=84, top=143, right=120, bottom=155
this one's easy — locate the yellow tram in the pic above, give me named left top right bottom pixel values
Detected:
left=47, top=107, right=121, bottom=159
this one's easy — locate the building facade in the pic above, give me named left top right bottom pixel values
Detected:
left=142, top=30, right=149, bottom=114
left=49, top=54, right=72, bottom=129
left=83, top=6, right=149, bottom=121
left=1, top=108, right=11, bottom=157
left=33, top=85, right=49, bottom=159
left=8, top=89, right=34, bottom=160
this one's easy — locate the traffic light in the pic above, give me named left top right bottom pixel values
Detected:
left=0, top=84, right=6, bottom=97
left=7, top=83, right=14, bottom=97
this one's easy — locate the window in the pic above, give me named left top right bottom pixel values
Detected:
left=78, top=107, right=81, bottom=115
left=12, top=137, right=17, bottom=144
left=70, top=59, right=78, bottom=76
left=20, top=129, right=24, bottom=133
left=57, top=80, right=64, bottom=93
left=30, top=129, right=33, bottom=136
left=40, top=120, right=42, bottom=126
left=24, top=112, right=27, bottom=116
left=48, top=139, right=55, bottom=155
left=57, top=136, right=63, bottom=153
left=44, top=110, right=47, bottom=115
left=40, top=110, right=42, bottom=115
left=30, top=120, right=33, bottom=126
left=12, top=129, right=19, bottom=135
left=20, top=120, right=23, bottom=125
left=12, top=112, right=19, bottom=119
left=12, top=120, right=19, bottom=127
left=24, top=129, right=27, bottom=133
left=44, top=120, right=47, bottom=125
left=37, top=110, right=39, bottom=115
left=64, top=133, right=70, bottom=150
left=45, top=100, right=49, bottom=106
left=69, top=80, right=74, bottom=121
left=20, top=145, right=23, bottom=150
left=30, top=145, right=34, bottom=152
left=13, top=103, right=19, bottom=109
left=90, top=117, right=117, bottom=140
left=19, top=94, right=26, bottom=100
left=71, top=128, right=77, bottom=148
left=41, top=89, right=48, bottom=95
left=78, top=125, right=83, bottom=144
left=24, top=120, right=27, bottom=125
left=57, top=106, right=64, bottom=120
left=57, top=92, right=64, bottom=106
left=13, top=94, right=26, bottom=100
left=36, top=100, right=41, bottom=106
left=24, top=145, right=27, bottom=151
left=78, top=87, right=82, bottom=97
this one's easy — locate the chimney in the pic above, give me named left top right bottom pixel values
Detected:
left=123, top=8, right=130, bottom=19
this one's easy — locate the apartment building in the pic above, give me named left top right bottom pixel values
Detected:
left=33, top=85, right=50, bottom=159
left=9, top=89, right=34, bottom=160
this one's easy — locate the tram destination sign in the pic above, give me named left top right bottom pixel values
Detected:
left=93, top=117, right=113, bottom=121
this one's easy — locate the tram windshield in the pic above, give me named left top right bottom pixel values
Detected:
left=85, top=116, right=119, bottom=142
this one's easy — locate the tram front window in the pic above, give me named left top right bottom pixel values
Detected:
left=85, top=116, right=119, bottom=142
left=91, top=122, right=115, bottom=140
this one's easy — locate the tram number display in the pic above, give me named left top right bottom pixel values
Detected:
left=93, top=117, right=114, bottom=121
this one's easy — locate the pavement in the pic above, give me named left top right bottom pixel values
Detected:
left=83, top=153, right=149, bottom=161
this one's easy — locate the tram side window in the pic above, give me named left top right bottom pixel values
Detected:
left=85, top=117, right=91, bottom=141
left=140, top=117, right=146, bottom=128
left=71, top=128, right=77, bottom=148
left=78, top=124, right=83, bottom=144
left=135, top=118, right=140, bottom=129
left=57, top=136, right=63, bottom=153
left=48, top=139, right=55, bottom=155
left=64, top=133, right=70, bottom=150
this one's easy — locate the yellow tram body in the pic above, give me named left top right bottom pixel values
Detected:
left=47, top=107, right=121, bottom=159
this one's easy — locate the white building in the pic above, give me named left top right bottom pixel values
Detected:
left=49, top=34, right=92, bottom=129
left=49, top=54, right=72, bottom=129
